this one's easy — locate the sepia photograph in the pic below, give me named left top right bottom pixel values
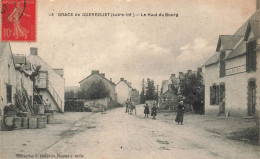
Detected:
left=0, top=0, right=260, bottom=158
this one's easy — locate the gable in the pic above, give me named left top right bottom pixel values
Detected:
left=161, top=90, right=175, bottom=98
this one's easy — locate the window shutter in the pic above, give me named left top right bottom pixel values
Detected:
left=247, top=40, right=257, bottom=72
left=216, top=85, right=220, bottom=105
left=251, top=40, right=256, bottom=71
left=210, top=86, right=213, bottom=105
left=219, top=52, right=226, bottom=77
left=246, top=42, right=249, bottom=72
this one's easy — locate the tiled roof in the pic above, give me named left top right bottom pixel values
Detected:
left=204, top=52, right=220, bottom=66
left=234, top=9, right=260, bottom=36
left=216, top=35, right=243, bottom=51
left=79, top=73, right=115, bottom=85
left=226, top=39, right=247, bottom=60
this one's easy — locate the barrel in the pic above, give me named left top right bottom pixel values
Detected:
left=38, top=105, right=45, bottom=115
left=46, top=113, right=54, bottom=124
left=29, top=117, right=37, bottom=129
left=37, top=116, right=46, bottom=128
left=5, top=116, right=14, bottom=127
left=14, top=117, right=22, bottom=129
left=21, top=117, right=29, bottom=129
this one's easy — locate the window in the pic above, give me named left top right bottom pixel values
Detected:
left=210, top=85, right=220, bottom=105
left=246, top=40, right=256, bottom=72
left=219, top=51, right=226, bottom=77
left=6, top=85, right=12, bottom=103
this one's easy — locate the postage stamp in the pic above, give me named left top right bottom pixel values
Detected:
left=1, top=0, right=36, bottom=42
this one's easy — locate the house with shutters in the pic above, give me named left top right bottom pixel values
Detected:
left=79, top=70, right=117, bottom=101
left=27, top=48, right=65, bottom=112
left=204, top=8, right=260, bottom=117
left=115, top=78, right=140, bottom=104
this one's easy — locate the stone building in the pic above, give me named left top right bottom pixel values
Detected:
left=79, top=70, right=116, bottom=101
left=115, top=78, right=140, bottom=104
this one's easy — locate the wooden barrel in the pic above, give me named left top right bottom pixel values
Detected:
left=37, top=116, right=46, bottom=128
left=46, top=113, right=54, bottom=124
left=14, top=117, right=22, bottom=129
left=21, top=117, right=29, bottom=129
left=38, top=105, right=45, bottom=115
left=29, top=117, right=37, bottom=129
left=5, top=116, right=14, bottom=127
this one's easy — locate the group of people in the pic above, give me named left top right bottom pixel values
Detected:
left=125, top=99, right=185, bottom=124
left=143, top=101, right=185, bottom=124
left=144, top=103, right=157, bottom=119
left=125, top=99, right=136, bottom=115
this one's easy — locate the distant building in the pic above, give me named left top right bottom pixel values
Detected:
left=115, top=78, right=140, bottom=104
left=79, top=70, right=116, bottom=101
left=27, top=48, right=65, bottom=112
left=204, top=9, right=260, bottom=117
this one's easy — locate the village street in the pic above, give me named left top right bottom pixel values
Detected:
left=1, top=105, right=259, bottom=159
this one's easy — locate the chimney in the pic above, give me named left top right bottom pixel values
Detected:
left=92, top=70, right=99, bottom=75
left=110, top=78, right=112, bottom=82
left=179, top=72, right=184, bottom=78
left=197, top=67, right=202, bottom=73
left=120, top=78, right=124, bottom=81
left=128, top=82, right=132, bottom=86
left=168, top=84, right=172, bottom=92
left=30, top=47, right=38, bottom=55
left=257, top=0, right=260, bottom=10
left=187, top=70, right=192, bottom=74
left=170, top=74, right=175, bottom=79
left=100, top=73, right=105, bottom=77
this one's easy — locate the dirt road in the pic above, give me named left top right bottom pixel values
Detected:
left=1, top=105, right=259, bottom=159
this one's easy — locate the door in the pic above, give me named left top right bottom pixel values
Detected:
left=248, top=81, right=256, bottom=116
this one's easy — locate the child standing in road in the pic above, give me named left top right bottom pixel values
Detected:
left=144, top=104, right=150, bottom=118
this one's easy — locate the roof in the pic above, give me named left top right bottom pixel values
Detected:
left=226, top=39, right=247, bottom=60
left=79, top=73, right=115, bottom=85
left=234, top=9, right=260, bottom=36
left=204, top=52, right=220, bottom=66
left=216, top=35, right=243, bottom=52
left=160, top=90, right=175, bottom=98
left=116, top=80, right=133, bottom=89
left=54, top=68, right=64, bottom=77
left=13, top=54, right=26, bottom=65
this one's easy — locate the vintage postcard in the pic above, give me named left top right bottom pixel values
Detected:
left=0, top=0, right=260, bottom=159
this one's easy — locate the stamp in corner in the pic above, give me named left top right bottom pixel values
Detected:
left=1, top=0, right=36, bottom=42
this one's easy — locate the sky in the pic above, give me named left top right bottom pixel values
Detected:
left=10, top=0, right=256, bottom=91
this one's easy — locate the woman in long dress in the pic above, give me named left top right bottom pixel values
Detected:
left=175, top=101, right=184, bottom=125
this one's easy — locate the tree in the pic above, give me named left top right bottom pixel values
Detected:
left=170, top=79, right=179, bottom=95
left=145, top=78, right=156, bottom=100
left=77, top=80, right=110, bottom=100
left=65, top=90, right=75, bottom=99
left=140, top=79, right=146, bottom=104
left=179, top=72, right=204, bottom=113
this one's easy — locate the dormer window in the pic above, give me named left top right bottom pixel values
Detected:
left=246, top=39, right=256, bottom=72
left=219, top=51, right=226, bottom=77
